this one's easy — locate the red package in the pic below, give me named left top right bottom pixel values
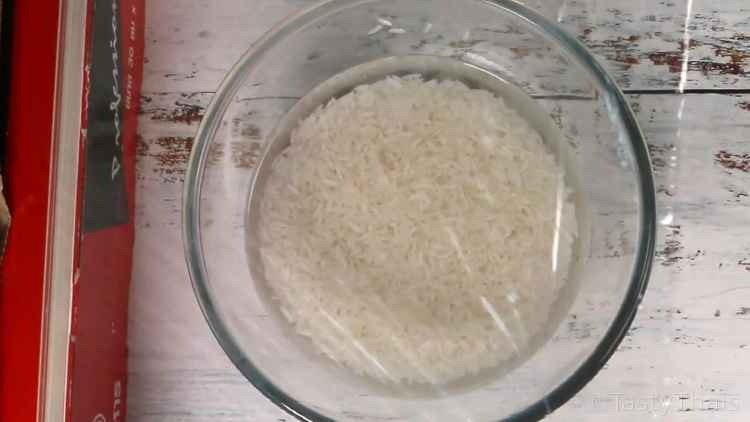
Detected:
left=0, top=1, right=145, bottom=421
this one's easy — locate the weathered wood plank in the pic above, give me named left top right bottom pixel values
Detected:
left=553, top=93, right=750, bottom=421
left=131, top=0, right=750, bottom=420
left=143, top=0, right=750, bottom=95
left=530, top=0, right=750, bottom=91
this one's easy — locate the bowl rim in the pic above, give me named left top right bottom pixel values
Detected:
left=182, top=0, right=657, bottom=420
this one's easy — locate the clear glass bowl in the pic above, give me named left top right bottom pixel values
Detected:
left=182, top=0, right=656, bottom=421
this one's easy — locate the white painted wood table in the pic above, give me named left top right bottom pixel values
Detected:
left=128, top=1, right=750, bottom=420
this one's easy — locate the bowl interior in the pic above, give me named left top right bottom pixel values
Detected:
left=183, top=0, right=655, bottom=421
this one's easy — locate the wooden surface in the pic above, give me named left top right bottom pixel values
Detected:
left=129, top=1, right=750, bottom=421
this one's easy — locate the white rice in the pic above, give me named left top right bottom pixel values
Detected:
left=257, top=75, right=577, bottom=385
left=377, top=17, right=393, bottom=27
left=367, top=24, right=384, bottom=36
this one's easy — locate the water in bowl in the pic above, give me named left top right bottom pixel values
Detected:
left=245, top=54, right=587, bottom=396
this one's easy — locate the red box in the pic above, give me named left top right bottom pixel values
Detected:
left=0, top=1, right=145, bottom=421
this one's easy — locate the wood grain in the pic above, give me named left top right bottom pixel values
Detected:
left=130, top=1, right=750, bottom=421
left=143, top=0, right=750, bottom=94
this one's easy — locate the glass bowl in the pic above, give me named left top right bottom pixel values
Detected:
left=182, top=0, right=656, bottom=421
